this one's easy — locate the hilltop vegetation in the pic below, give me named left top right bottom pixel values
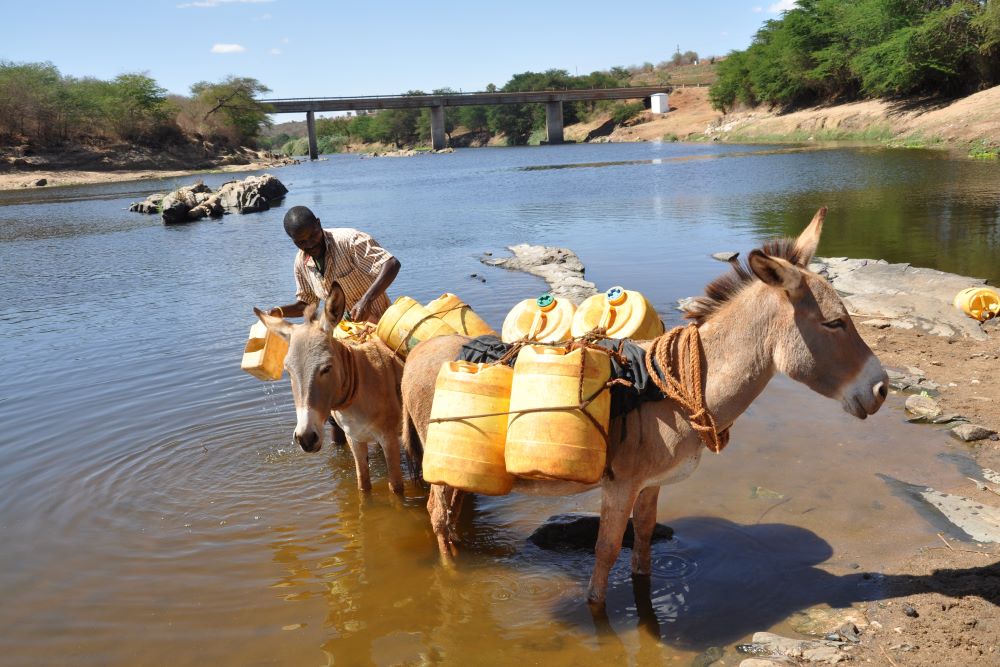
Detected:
left=0, top=61, right=273, bottom=155
left=710, top=0, right=1000, bottom=111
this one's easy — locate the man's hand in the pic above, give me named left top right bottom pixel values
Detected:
left=349, top=295, right=373, bottom=322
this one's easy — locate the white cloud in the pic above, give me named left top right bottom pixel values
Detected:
left=178, top=0, right=273, bottom=8
left=753, top=5, right=763, bottom=12
left=768, top=0, right=797, bottom=12
left=280, top=37, right=289, bottom=44
left=269, top=48, right=282, bottom=55
left=211, top=43, right=246, bottom=53
left=256, top=12, right=272, bottom=20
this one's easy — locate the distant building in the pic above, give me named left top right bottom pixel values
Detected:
left=650, top=93, right=669, bottom=114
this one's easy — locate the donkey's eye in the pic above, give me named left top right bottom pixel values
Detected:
left=318, top=365, right=332, bottom=375
left=822, top=318, right=847, bottom=330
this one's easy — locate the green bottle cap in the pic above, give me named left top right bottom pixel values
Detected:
left=536, top=293, right=555, bottom=309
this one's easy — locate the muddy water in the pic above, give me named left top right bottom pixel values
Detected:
left=1, top=143, right=998, bottom=665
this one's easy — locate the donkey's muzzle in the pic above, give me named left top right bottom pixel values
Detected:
left=295, top=430, right=321, bottom=453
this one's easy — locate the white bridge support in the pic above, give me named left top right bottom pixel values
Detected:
left=545, top=101, right=564, bottom=145
left=429, top=105, right=446, bottom=150
left=306, top=110, right=318, bottom=160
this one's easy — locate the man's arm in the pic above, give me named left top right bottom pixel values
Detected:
left=269, top=255, right=317, bottom=319
left=350, top=256, right=401, bottom=321
left=268, top=301, right=310, bottom=318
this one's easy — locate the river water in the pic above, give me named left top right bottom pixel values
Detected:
left=1, top=142, right=998, bottom=666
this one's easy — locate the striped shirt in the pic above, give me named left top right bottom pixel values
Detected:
left=293, top=228, right=394, bottom=321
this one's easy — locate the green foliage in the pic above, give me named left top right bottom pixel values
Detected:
left=611, top=102, right=645, bottom=125
left=0, top=60, right=274, bottom=149
left=969, top=140, right=1000, bottom=158
left=189, top=76, right=272, bottom=145
left=710, top=0, right=995, bottom=111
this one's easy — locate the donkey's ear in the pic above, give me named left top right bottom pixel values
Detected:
left=303, top=302, right=319, bottom=324
left=323, top=282, right=347, bottom=328
left=254, top=307, right=293, bottom=341
left=749, top=250, right=803, bottom=295
left=792, top=207, right=826, bottom=266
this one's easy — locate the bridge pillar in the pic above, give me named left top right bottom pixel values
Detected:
left=306, top=110, right=318, bottom=160
left=429, top=106, right=446, bottom=150
left=545, top=101, right=564, bottom=145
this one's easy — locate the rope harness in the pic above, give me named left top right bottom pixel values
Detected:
left=644, top=324, right=730, bottom=453
left=427, top=324, right=728, bottom=454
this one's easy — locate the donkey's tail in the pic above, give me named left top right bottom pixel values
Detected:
left=401, top=401, right=424, bottom=482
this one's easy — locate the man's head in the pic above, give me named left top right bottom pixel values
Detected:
left=284, top=206, right=324, bottom=257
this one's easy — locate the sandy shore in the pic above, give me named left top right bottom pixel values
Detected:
left=0, top=158, right=296, bottom=192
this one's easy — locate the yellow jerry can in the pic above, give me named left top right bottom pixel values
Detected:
left=501, top=294, right=576, bottom=343
left=375, top=296, right=458, bottom=359
left=332, top=319, right=377, bottom=344
left=425, top=293, right=497, bottom=337
left=504, top=345, right=611, bottom=484
left=241, top=320, right=288, bottom=381
left=571, top=286, right=665, bottom=340
left=953, top=287, right=1000, bottom=322
left=423, top=361, right=515, bottom=495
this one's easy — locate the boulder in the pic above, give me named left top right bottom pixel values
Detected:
left=951, top=423, right=997, bottom=442
left=811, top=257, right=990, bottom=340
left=131, top=174, right=288, bottom=223
left=128, top=193, right=165, bottom=214
left=904, top=394, right=941, bottom=420
left=160, top=182, right=212, bottom=224
left=216, top=173, right=288, bottom=213
left=482, top=245, right=597, bottom=304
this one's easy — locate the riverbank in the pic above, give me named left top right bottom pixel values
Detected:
left=560, top=83, right=1000, bottom=155
left=0, top=144, right=297, bottom=192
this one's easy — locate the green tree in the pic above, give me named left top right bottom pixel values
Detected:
left=190, top=76, right=272, bottom=145
left=104, top=73, right=170, bottom=142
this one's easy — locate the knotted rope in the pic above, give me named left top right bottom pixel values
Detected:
left=644, top=323, right=729, bottom=453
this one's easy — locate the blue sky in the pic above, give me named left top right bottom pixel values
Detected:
left=5, top=0, right=794, bottom=99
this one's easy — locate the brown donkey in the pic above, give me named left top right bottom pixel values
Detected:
left=255, top=283, right=409, bottom=494
left=400, top=208, right=889, bottom=606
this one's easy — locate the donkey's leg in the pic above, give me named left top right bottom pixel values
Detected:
left=630, top=486, right=660, bottom=576
left=379, top=432, right=405, bottom=496
left=428, top=484, right=457, bottom=562
left=348, top=437, right=372, bottom=493
left=588, top=481, right=641, bottom=607
left=445, top=486, right=466, bottom=549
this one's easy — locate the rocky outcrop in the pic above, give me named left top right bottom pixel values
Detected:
left=809, top=257, right=991, bottom=340
left=129, top=174, right=287, bottom=224
left=216, top=174, right=288, bottom=214
left=481, top=245, right=597, bottom=304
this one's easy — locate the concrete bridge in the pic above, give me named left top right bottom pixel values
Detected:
left=261, top=86, right=671, bottom=159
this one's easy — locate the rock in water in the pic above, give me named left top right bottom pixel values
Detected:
left=217, top=173, right=288, bottom=213
left=951, top=423, right=997, bottom=442
left=133, top=175, right=288, bottom=223
left=129, top=193, right=164, bottom=214
left=527, top=513, right=673, bottom=551
left=711, top=251, right=739, bottom=262
left=160, top=182, right=213, bottom=224
left=904, top=394, right=941, bottom=420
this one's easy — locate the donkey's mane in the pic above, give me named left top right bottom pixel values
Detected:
left=684, top=237, right=804, bottom=324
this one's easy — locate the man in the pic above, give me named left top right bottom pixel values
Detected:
left=268, top=205, right=401, bottom=446
left=269, top=205, right=401, bottom=323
